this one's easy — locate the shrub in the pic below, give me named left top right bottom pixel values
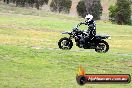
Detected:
left=50, top=0, right=72, bottom=13
left=77, top=0, right=102, bottom=20
left=109, top=0, right=131, bottom=25
left=109, top=5, right=117, bottom=23
left=4, top=0, right=49, bottom=10
left=76, top=0, right=87, bottom=18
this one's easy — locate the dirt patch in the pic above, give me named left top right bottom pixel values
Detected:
left=70, top=0, right=80, bottom=16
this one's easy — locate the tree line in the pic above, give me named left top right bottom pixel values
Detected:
left=3, top=0, right=49, bottom=9
left=3, top=0, right=132, bottom=25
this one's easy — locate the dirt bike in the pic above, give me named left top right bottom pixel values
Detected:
left=58, top=23, right=111, bottom=53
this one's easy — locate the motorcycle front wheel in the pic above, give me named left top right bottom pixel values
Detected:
left=95, top=40, right=109, bottom=53
left=58, top=37, right=73, bottom=50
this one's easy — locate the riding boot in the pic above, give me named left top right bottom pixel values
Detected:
left=79, top=38, right=85, bottom=48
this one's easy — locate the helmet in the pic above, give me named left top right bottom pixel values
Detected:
left=85, top=14, right=93, bottom=22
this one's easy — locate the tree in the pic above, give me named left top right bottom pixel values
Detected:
left=50, top=0, right=72, bottom=13
left=76, top=0, right=87, bottom=18
left=3, top=0, right=49, bottom=10
left=109, top=5, right=117, bottom=23
left=76, top=0, right=102, bottom=20
left=109, top=0, right=131, bottom=25
left=85, top=0, right=102, bottom=20
left=3, top=0, right=9, bottom=4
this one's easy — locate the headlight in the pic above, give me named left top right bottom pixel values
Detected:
left=108, top=36, right=111, bottom=39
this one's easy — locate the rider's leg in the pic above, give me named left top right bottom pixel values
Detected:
left=88, top=29, right=96, bottom=40
left=79, top=37, right=85, bottom=48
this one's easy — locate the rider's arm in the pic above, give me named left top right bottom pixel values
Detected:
left=78, top=22, right=87, bottom=26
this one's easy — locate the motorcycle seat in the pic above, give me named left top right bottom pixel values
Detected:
left=95, top=35, right=110, bottom=39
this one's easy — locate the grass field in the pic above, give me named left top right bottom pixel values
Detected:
left=0, top=3, right=132, bottom=88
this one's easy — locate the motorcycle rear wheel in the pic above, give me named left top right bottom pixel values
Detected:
left=95, top=40, right=109, bottom=53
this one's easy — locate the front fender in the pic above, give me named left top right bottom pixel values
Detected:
left=62, top=31, right=72, bottom=35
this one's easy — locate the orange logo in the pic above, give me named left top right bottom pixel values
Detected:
left=76, top=66, right=131, bottom=85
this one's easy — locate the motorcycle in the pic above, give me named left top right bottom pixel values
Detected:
left=58, top=23, right=111, bottom=53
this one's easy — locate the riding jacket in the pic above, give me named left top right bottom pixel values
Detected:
left=80, top=20, right=96, bottom=40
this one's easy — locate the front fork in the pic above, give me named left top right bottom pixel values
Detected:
left=69, top=35, right=73, bottom=39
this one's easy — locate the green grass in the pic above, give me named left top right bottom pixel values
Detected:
left=0, top=3, right=132, bottom=88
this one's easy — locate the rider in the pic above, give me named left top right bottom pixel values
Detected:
left=79, top=14, right=96, bottom=47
